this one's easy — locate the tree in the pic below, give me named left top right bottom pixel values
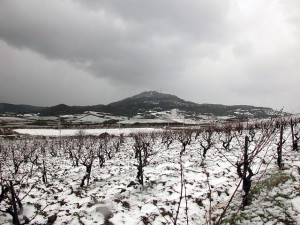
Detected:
left=276, top=123, right=286, bottom=169
left=221, top=124, right=234, bottom=151
left=200, top=127, right=214, bottom=159
left=79, top=136, right=97, bottom=187
left=132, top=133, right=156, bottom=186
left=176, top=129, right=193, bottom=153
left=236, top=136, right=254, bottom=207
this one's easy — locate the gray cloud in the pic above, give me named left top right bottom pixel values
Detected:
left=0, top=0, right=299, bottom=112
left=0, top=40, right=123, bottom=106
left=0, top=0, right=232, bottom=86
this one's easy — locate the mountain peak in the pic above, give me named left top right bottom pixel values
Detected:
left=130, top=91, right=174, bottom=99
left=110, top=91, right=184, bottom=105
left=134, top=91, right=160, bottom=98
left=107, top=91, right=190, bottom=116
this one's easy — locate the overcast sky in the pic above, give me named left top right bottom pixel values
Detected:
left=0, top=0, right=299, bottom=112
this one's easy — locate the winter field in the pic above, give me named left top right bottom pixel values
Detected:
left=14, top=128, right=163, bottom=137
left=0, top=118, right=300, bottom=224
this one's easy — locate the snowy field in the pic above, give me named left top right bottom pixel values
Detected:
left=14, top=128, right=163, bottom=137
left=1, top=121, right=300, bottom=224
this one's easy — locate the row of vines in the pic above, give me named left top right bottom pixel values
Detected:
left=0, top=117, right=299, bottom=224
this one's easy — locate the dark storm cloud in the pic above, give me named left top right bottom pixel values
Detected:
left=0, top=0, right=300, bottom=112
left=75, top=0, right=231, bottom=40
left=0, top=0, right=232, bottom=85
left=0, top=40, right=119, bottom=106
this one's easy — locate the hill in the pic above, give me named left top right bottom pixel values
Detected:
left=108, top=91, right=194, bottom=116
left=0, top=91, right=283, bottom=119
left=108, top=91, right=278, bottom=118
left=0, top=103, right=46, bottom=114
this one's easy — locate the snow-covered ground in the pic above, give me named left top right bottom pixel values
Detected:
left=1, top=110, right=220, bottom=127
left=1, top=125, right=300, bottom=224
left=14, top=128, right=163, bottom=136
left=71, top=115, right=109, bottom=124
left=0, top=116, right=27, bottom=122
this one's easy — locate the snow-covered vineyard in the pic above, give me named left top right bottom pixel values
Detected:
left=0, top=118, right=300, bottom=224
